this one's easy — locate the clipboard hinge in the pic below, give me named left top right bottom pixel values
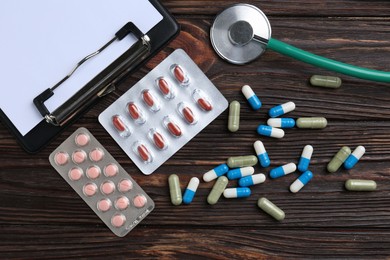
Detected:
left=33, top=22, right=151, bottom=126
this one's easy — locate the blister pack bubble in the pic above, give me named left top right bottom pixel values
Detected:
left=49, top=127, right=154, bottom=237
left=99, top=49, right=228, bottom=175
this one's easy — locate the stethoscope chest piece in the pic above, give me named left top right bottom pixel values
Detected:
left=210, top=4, right=271, bottom=65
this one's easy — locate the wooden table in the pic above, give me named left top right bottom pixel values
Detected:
left=1, top=1, right=390, bottom=258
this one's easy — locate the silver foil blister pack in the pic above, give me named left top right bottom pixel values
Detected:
left=99, top=49, right=228, bottom=175
left=49, top=127, right=154, bottom=237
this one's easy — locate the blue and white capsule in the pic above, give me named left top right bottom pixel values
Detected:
left=254, top=141, right=270, bottom=167
left=257, top=125, right=285, bottom=139
left=269, top=101, right=296, bottom=118
left=267, top=118, right=295, bottom=128
left=241, top=85, right=262, bottom=110
left=223, top=187, right=251, bottom=198
left=227, top=166, right=254, bottom=180
left=183, top=177, right=200, bottom=204
left=239, top=173, right=266, bottom=187
left=298, top=145, right=314, bottom=172
left=203, top=164, right=229, bottom=182
left=344, top=146, right=365, bottom=170
left=290, top=170, right=313, bottom=193
left=270, top=163, right=297, bottom=179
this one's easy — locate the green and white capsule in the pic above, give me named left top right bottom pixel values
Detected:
left=257, top=197, right=285, bottom=221
left=227, top=155, right=258, bottom=168
left=327, top=146, right=351, bottom=173
left=296, top=117, right=327, bottom=129
left=345, top=179, right=377, bottom=191
left=228, top=101, right=240, bottom=132
left=207, top=176, right=229, bottom=205
left=168, top=174, right=182, bottom=205
left=310, top=75, right=342, bottom=88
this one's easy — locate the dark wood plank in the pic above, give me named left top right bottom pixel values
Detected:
left=1, top=2, right=390, bottom=259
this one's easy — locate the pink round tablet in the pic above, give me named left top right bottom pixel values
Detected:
left=97, top=198, right=112, bottom=212
left=55, top=152, right=69, bottom=166
left=83, top=183, right=97, bottom=197
left=75, top=133, right=90, bottom=147
left=104, top=163, right=118, bottom=177
left=68, top=167, right=83, bottom=181
left=133, top=195, right=147, bottom=208
left=118, top=179, right=133, bottom=193
left=115, top=196, right=129, bottom=211
left=101, top=181, right=115, bottom=195
left=89, top=148, right=104, bottom=162
left=111, top=213, right=126, bottom=228
left=86, top=166, right=101, bottom=179
left=72, top=150, right=86, bottom=164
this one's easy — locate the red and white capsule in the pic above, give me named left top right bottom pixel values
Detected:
left=127, top=102, right=146, bottom=124
left=133, top=141, right=153, bottom=163
left=192, top=89, right=213, bottom=112
left=156, top=77, right=175, bottom=99
left=171, top=64, right=189, bottom=87
left=163, top=116, right=182, bottom=137
left=178, top=102, right=197, bottom=125
left=142, top=89, right=160, bottom=112
left=148, top=128, right=168, bottom=150
left=111, top=115, right=131, bottom=138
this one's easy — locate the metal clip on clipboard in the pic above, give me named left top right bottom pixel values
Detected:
left=33, top=22, right=151, bottom=126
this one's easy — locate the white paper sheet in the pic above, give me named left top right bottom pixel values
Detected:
left=0, top=0, right=162, bottom=135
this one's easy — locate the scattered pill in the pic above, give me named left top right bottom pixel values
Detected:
left=310, top=75, right=342, bottom=88
left=267, top=118, right=295, bottom=128
left=228, top=101, right=240, bottom=132
left=156, top=77, right=175, bottom=99
left=142, top=89, right=160, bottom=112
left=344, top=145, right=365, bottom=170
left=183, top=177, right=200, bottom=204
left=168, top=174, right=182, bottom=206
left=207, top=176, right=228, bottom=205
left=298, top=145, right=314, bottom=172
left=290, top=170, right=313, bottom=193
left=227, top=166, right=254, bottom=180
left=127, top=102, right=146, bottom=125
left=203, top=164, right=229, bottom=182
left=192, top=89, right=213, bottom=111
left=296, top=117, right=327, bottom=129
left=257, top=125, right=285, bottom=139
left=223, top=187, right=251, bottom=198
left=345, top=179, right=377, bottom=191
left=253, top=140, right=271, bottom=168
left=238, top=173, right=266, bottom=187
left=257, top=197, right=285, bottom=221
left=178, top=102, right=197, bottom=125
left=172, top=64, right=190, bottom=86
left=75, top=133, right=90, bottom=147
left=112, top=115, right=131, bottom=138
left=227, top=155, right=258, bottom=168
left=241, top=85, right=262, bottom=110
left=270, top=163, right=297, bottom=179
left=133, top=142, right=153, bottom=163
left=269, top=101, right=295, bottom=118
left=327, top=146, right=351, bottom=173
left=163, top=116, right=182, bottom=137
left=148, top=128, right=168, bottom=150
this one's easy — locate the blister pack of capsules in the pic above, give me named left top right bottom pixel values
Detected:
left=99, top=49, right=228, bottom=175
left=49, top=127, right=154, bottom=237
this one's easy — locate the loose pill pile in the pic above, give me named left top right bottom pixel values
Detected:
left=99, top=49, right=228, bottom=175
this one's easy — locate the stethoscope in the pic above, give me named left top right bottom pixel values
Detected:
left=210, top=4, right=390, bottom=83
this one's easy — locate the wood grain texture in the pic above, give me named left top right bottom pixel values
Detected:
left=1, top=0, right=390, bottom=259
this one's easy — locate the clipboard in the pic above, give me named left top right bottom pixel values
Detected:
left=0, top=0, right=179, bottom=153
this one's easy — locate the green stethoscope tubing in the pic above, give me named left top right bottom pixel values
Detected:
left=268, top=38, right=390, bottom=83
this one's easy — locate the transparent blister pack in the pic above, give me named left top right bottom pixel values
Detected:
left=99, top=49, right=228, bottom=175
left=49, top=127, right=155, bottom=237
